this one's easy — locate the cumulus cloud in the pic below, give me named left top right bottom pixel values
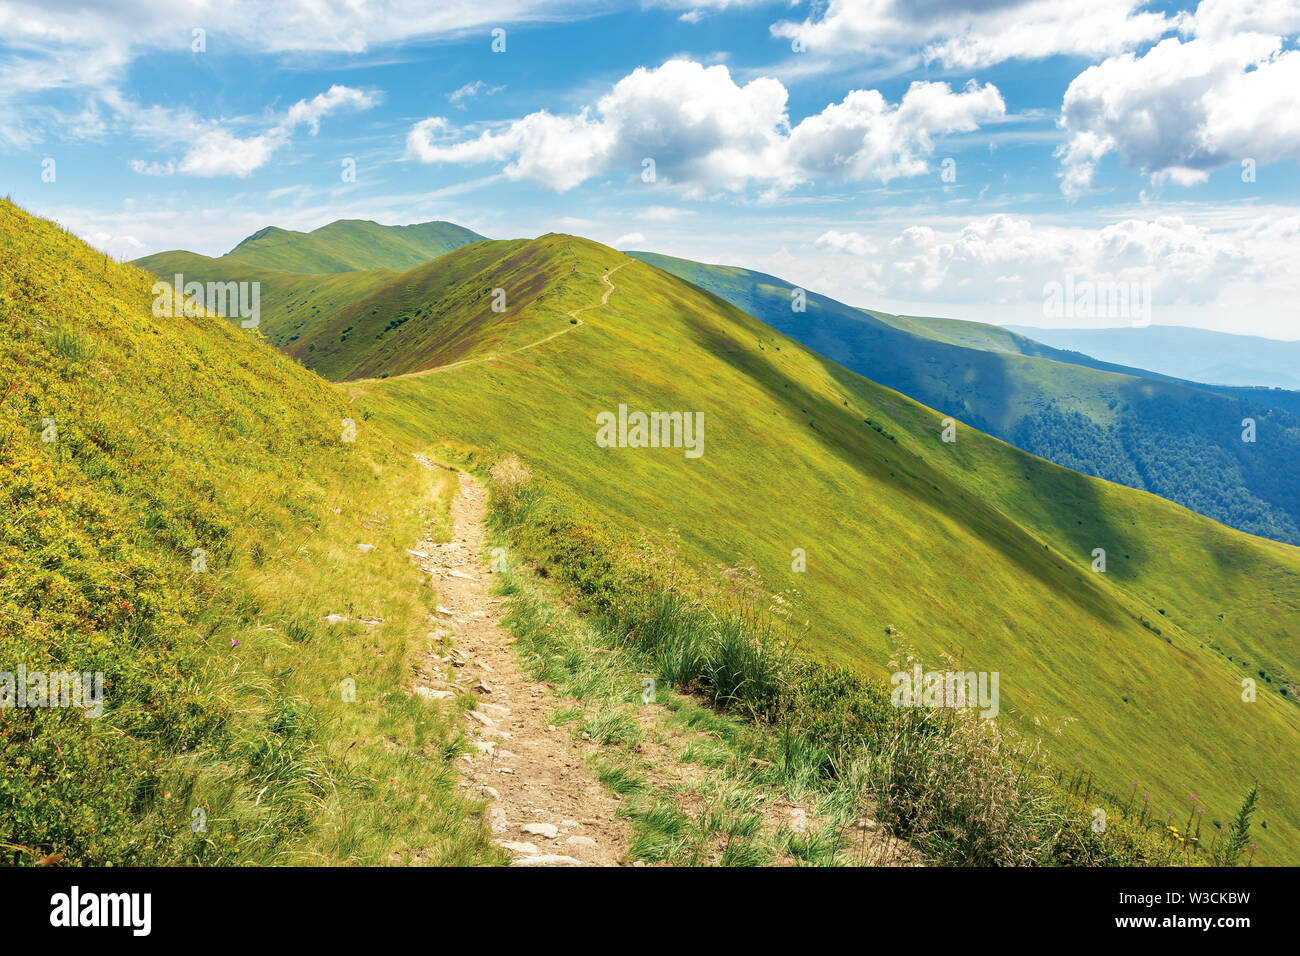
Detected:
left=809, top=212, right=1300, bottom=321
left=406, top=59, right=1004, bottom=193
left=1056, top=3, right=1300, bottom=193
left=770, top=0, right=1179, bottom=68
left=122, top=85, right=377, bottom=179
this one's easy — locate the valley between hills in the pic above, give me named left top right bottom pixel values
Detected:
left=3, top=203, right=1295, bottom=866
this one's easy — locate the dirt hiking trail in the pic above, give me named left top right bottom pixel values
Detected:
left=409, top=461, right=633, bottom=866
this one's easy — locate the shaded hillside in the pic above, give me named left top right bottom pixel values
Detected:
left=630, top=252, right=1300, bottom=546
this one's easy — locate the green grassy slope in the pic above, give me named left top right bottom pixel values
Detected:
left=630, top=252, right=1300, bottom=545
left=138, top=235, right=615, bottom=381
left=221, top=219, right=485, bottom=273
left=132, top=219, right=490, bottom=349
left=0, top=201, right=496, bottom=865
left=126, top=249, right=400, bottom=349
left=340, top=235, right=1300, bottom=862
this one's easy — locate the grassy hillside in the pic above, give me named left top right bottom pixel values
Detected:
left=132, top=219, right=490, bottom=351
left=630, top=252, right=1300, bottom=545
left=0, top=200, right=497, bottom=865
left=222, top=219, right=485, bottom=273
left=331, top=235, right=1300, bottom=862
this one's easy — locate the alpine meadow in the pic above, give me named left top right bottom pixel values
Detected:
left=2, top=0, right=1299, bottom=930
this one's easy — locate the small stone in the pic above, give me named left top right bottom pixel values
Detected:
left=357, top=543, right=377, bottom=553
left=466, top=710, right=493, bottom=727
left=436, top=606, right=457, bottom=618
left=472, top=680, right=493, bottom=695
left=522, top=823, right=559, bottom=839
left=479, top=786, right=501, bottom=800
left=513, top=854, right=581, bottom=867
left=789, top=807, right=808, bottom=834
left=488, top=808, right=507, bottom=833
left=565, top=835, right=597, bottom=849
left=414, top=687, right=454, bottom=701
left=323, top=614, right=349, bottom=625
left=495, top=841, right=538, bottom=854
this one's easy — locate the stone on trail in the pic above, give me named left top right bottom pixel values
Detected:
left=415, top=687, right=454, bottom=701
left=495, top=841, right=538, bottom=855
left=522, top=822, right=559, bottom=839
left=513, top=854, right=581, bottom=867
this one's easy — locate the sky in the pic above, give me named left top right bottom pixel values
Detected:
left=1, top=0, right=1298, bottom=337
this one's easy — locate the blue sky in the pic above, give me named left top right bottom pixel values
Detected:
left=2, top=0, right=1298, bottom=336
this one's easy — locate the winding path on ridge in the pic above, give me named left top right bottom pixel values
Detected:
left=409, top=261, right=626, bottom=378
left=408, top=462, right=633, bottom=866
left=403, top=262, right=635, bottom=864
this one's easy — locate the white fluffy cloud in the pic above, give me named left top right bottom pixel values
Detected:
left=120, top=85, right=377, bottom=179
left=407, top=59, right=1004, bottom=193
left=770, top=0, right=1180, bottom=68
left=0, top=0, right=595, bottom=144
left=1058, top=34, right=1300, bottom=194
left=806, top=211, right=1300, bottom=331
left=1184, top=0, right=1300, bottom=37
left=1056, top=1, right=1300, bottom=194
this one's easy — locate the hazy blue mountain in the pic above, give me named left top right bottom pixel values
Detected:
left=631, top=250, right=1300, bottom=545
left=1004, top=325, right=1300, bottom=391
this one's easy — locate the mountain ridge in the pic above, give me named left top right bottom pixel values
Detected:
left=630, top=250, right=1300, bottom=546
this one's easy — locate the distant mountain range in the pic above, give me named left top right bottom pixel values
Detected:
left=630, top=251, right=1300, bottom=546
left=135, top=225, right=1300, bottom=547
left=213, top=218, right=484, bottom=273
left=1004, top=325, right=1300, bottom=391
left=122, top=213, right=1300, bottom=862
